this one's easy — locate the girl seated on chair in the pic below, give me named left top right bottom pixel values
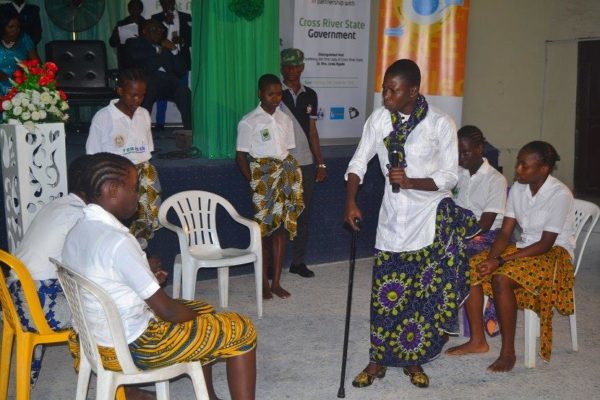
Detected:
left=446, top=141, right=576, bottom=372
left=62, top=153, right=257, bottom=400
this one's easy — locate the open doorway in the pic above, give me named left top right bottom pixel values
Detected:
left=574, top=40, right=600, bottom=197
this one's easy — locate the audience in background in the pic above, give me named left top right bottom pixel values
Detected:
left=123, top=19, right=192, bottom=130
left=0, top=0, right=42, bottom=46
left=109, top=0, right=146, bottom=70
left=151, top=0, right=192, bottom=130
left=0, top=9, right=38, bottom=96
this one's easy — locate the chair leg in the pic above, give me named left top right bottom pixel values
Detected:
left=570, top=301, right=578, bottom=351
left=155, top=380, right=170, bottom=400
left=0, top=324, right=15, bottom=400
left=524, top=309, right=538, bottom=368
left=95, top=372, right=117, bottom=400
left=253, top=257, right=263, bottom=318
left=15, top=336, right=33, bottom=400
left=115, top=387, right=126, bottom=400
left=217, top=267, right=229, bottom=309
left=172, top=254, right=182, bottom=298
left=181, top=265, right=199, bottom=301
left=76, top=353, right=92, bottom=400
left=189, top=363, right=210, bottom=400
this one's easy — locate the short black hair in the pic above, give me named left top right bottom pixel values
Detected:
left=384, top=59, right=421, bottom=88
left=117, top=68, right=146, bottom=88
left=0, top=8, right=19, bottom=33
left=82, top=153, right=135, bottom=203
left=521, top=140, right=561, bottom=170
left=458, top=125, right=486, bottom=147
left=258, top=74, right=281, bottom=91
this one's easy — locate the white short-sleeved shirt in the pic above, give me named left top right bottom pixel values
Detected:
left=454, top=158, right=507, bottom=230
left=62, top=204, right=160, bottom=346
left=86, top=99, right=154, bottom=165
left=236, top=104, right=295, bottom=160
left=15, top=193, right=85, bottom=280
left=345, top=105, right=458, bottom=252
left=506, top=175, right=575, bottom=258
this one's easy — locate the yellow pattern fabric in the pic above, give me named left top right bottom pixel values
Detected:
left=249, top=154, right=304, bottom=239
left=130, top=161, right=162, bottom=241
left=68, top=300, right=256, bottom=372
left=470, top=244, right=574, bottom=360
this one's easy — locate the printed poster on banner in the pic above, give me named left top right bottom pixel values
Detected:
left=292, top=0, right=370, bottom=139
left=375, top=0, right=470, bottom=125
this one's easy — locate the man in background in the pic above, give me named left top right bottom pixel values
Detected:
left=280, top=48, right=327, bottom=278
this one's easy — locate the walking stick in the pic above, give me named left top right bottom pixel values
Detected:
left=337, top=218, right=360, bottom=398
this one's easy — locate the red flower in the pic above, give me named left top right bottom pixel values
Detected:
left=29, top=67, right=43, bottom=75
left=14, top=75, right=25, bottom=84
left=38, top=76, right=50, bottom=86
left=45, top=61, right=58, bottom=72
left=58, top=90, right=67, bottom=101
left=13, top=69, right=23, bottom=79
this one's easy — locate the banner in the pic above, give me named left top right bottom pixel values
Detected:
left=375, top=0, right=470, bottom=125
left=291, top=0, right=371, bottom=139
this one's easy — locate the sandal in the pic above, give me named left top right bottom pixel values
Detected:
left=351, top=365, right=386, bottom=388
left=403, top=367, right=429, bottom=388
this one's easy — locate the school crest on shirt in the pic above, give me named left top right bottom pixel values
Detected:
left=114, top=134, right=125, bottom=147
left=306, top=104, right=312, bottom=114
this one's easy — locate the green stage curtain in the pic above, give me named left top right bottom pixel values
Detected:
left=192, top=0, right=279, bottom=159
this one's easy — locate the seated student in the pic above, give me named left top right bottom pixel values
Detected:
left=454, top=125, right=507, bottom=256
left=454, top=126, right=507, bottom=337
left=235, top=74, right=304, bottom=300
left=9, top=154, right=90, bottom=386
left=86, top=69, right=161, bottom=248
left=447, top=141, right=576, bottom=372
left=62, top=153, right=257, bottom=400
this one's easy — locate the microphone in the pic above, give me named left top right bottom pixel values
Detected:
left=388, top=135, right=401, bottom=193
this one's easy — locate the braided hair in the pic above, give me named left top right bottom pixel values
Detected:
left=117, top=68, right=146, bottom=88
left=82, top=153, right=135, bottom=203
left=457, top=125, right=486, bottom=147
left=67, top=154, right=93, bottom=195
left=521, top=141, right=561, bottom=170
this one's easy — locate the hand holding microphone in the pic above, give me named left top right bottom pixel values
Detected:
left=388, top=135, right=401, bottom=193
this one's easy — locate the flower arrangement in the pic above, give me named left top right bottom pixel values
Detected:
left=0, top=59, right=69, bottom=131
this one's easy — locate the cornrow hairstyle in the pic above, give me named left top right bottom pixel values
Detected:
left=67, top=154, right=92, bottom=194
left=82, top=153, right=135, bottom=202
left=521, top=140, right=561, bottom=170
left=117, top=68, right=146, bottom=88
left=258, top=74, right=281, bottom=91
left=457, top=125, right=486, bottom=147
left=384, top=59, right=421, bottom=88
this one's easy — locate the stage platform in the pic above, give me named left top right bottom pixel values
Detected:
left=0, top=129, right=385, bottom=281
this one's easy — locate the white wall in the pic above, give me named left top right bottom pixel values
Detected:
left=462, top=0, right=600, bottom=187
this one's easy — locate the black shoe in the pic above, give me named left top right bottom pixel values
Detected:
left=289, top=263, right=315, bottom=278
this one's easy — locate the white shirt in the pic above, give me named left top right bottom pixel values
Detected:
left=15, top=193, right=85, bottom=280
left=506, top=175, right=575, bottom=258
left=162, top=9, right=180, bottom=55
left=454, top=158, right=507, bottom=230
left=62, top=204, right=160, bottom=346
left=236, top=104, right=295, bottom=160
left=346, top=105, right=458, bottom=252
left=86, top=99, right=154, bottom=165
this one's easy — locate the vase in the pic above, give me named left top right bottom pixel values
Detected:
left=0, top=122, right=67, bottom=252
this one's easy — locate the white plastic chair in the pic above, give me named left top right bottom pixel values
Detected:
left=522, top=199, right=600, bottom=367
left=158, top=190, right=263, bottom=318
left=50, top=258, right=210, bottom=400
